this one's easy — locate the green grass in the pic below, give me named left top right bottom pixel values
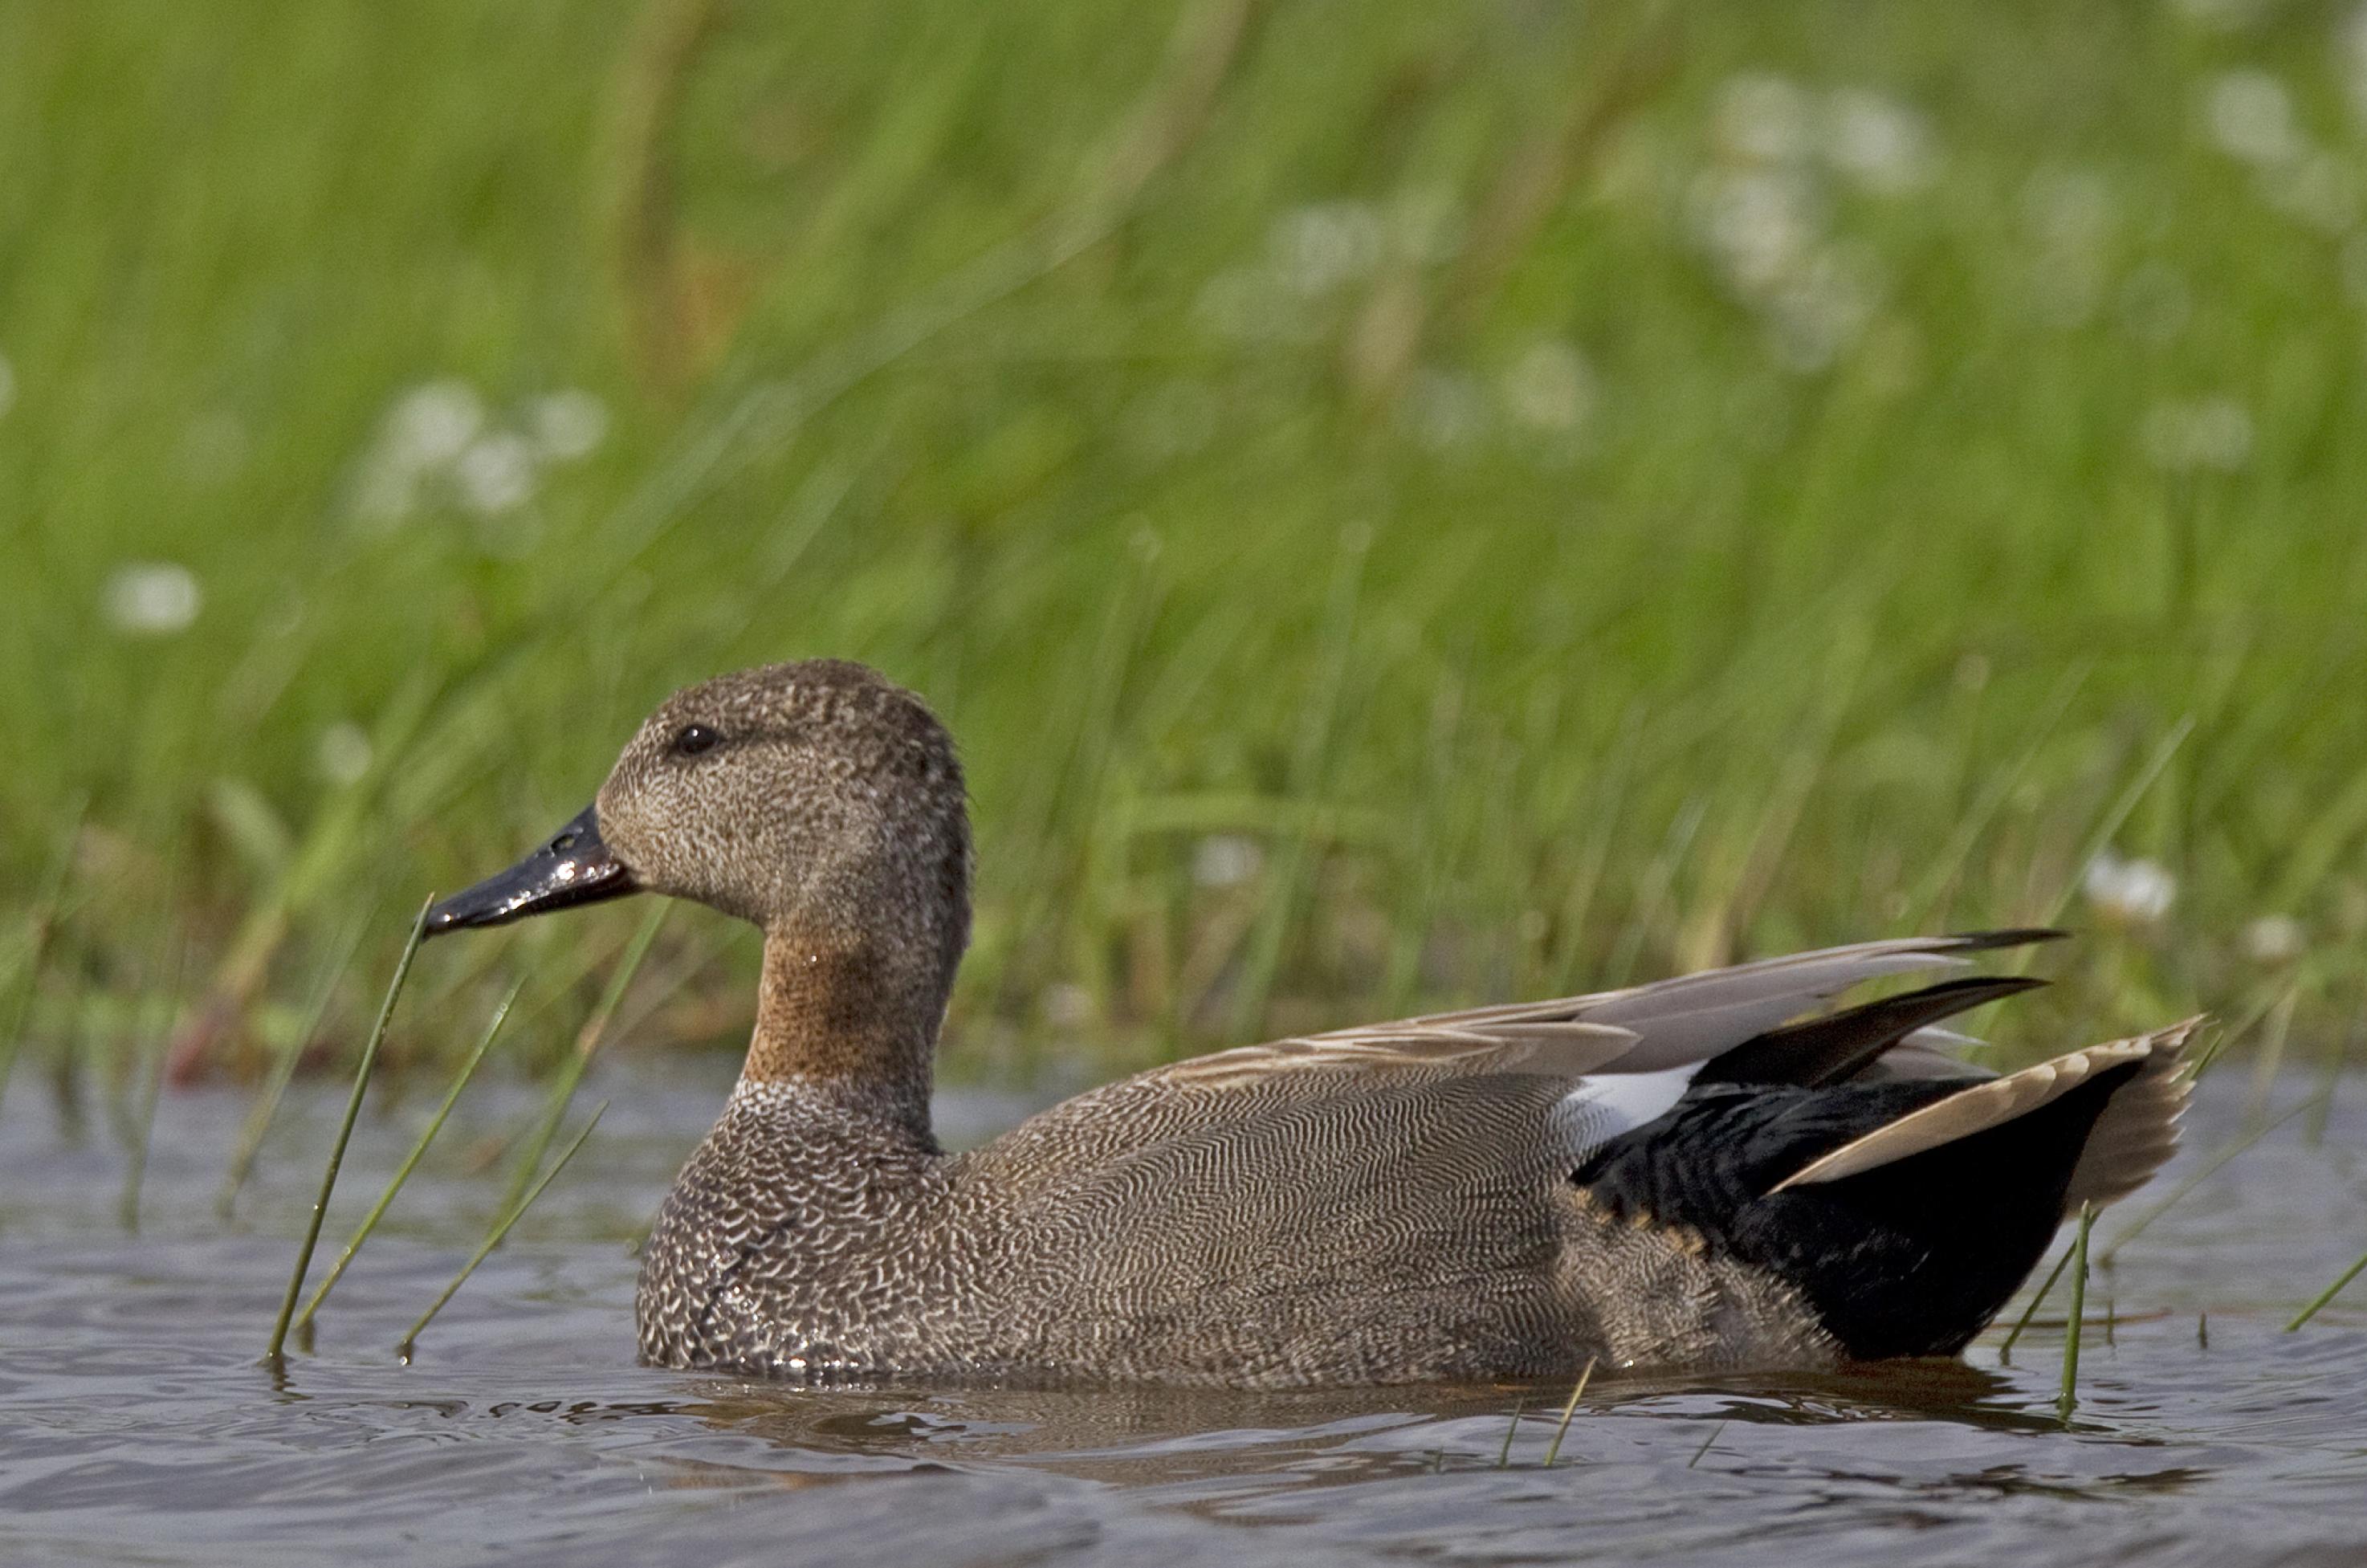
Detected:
left=5, top=2, right=2367, bottom=1081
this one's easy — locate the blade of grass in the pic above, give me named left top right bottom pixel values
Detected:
left=0, top=796, right=88, bottom=1117
left=397, top=1100, right=607, bottom=1362
left=290, top=979, right=522, bottom=1335
left=2304, top=1012, right=2357, bottom=1148
left=496, top=902, right=668, bottom=1218
left=1541, top=1356, right=1597, bottom=1468
left=2285, top=1244, right=2367, bottom=1332
left=1998, top=1238, right=2077, bottom=1364
left=1225, top=523, right=1368, bottom=1040
left=264, top=899, right=429, bottom=1363
left=117, top=941, right=187, bottom=1234
left=1687, top=1419, right=1728, bottom=1469
left=1494, top=1397, right=1526, bottom=1468
left=1910, top=661, right=2091, bottom=925
left=218, top=910, right=369, bottom=1220
left=2041, top=715, right=2196, bottom=927
left=2057, top=1202, right=2095, bottom=1425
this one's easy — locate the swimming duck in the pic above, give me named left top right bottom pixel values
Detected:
left=426, top=659, right=2192, bottom=1387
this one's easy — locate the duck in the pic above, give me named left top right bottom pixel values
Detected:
left=424, top=658, right=2194, bottom=1387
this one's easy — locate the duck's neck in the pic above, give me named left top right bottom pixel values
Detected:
left=741, top=923, right=946, bottom=1145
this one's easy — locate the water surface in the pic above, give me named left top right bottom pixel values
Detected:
left=3, top=1059, right=2365, bottom=1566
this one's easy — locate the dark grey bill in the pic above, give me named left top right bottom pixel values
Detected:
left=425, top=804, right=639, bottom=936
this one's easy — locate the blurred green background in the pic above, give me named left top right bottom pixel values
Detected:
left=4, top=0, right=2363, bottom=1089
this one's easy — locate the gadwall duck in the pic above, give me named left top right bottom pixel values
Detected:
left=426, top=660, right=2192, bottom=1387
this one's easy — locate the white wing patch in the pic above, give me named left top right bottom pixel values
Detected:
left=1549, top=1064, right=1703, bottom=1165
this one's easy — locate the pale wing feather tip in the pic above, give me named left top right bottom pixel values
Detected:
left=1158, top=1021, right=1640, bottom=1089
left=1770, top=1018, right=2200, bottom=1198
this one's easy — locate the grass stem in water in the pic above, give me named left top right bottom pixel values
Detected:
left=496, top=902, right=666, bottom=1218
left=397, top=1100, right=606, bottom=1362
left=0, top=796, right=87, bottom=1117
left=1998, top=1240, right=2077, bottom=1364
left=218, top=913, right=367, bottom=1220
left=264, top=899, right=429, bottom=1363
left=291, top=979, right=520, bottom=1334
left=2057, top=1202, right=2095, bottom=1426
left=2285, top=1244, right=2367, bottom=1332
left=1495, top=1398, right=1525, bottom=1468
left=2100, top=1094, right=2315, bottom=1267
left=1541, top=1357, right=1597, bottom=1468
left=117, top=942, right=185, bottom=1234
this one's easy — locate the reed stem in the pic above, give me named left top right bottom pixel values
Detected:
left=2057, top=1201, right=2095, bottom=1425
left=495, top=902, right=666, bottom=1218
left=2285, top=1244, right=2367, bottom=1332
left=264, top=900, right=429, bottom=1363
left=397, top=1100, right=606, bottom=1362
left=0, top=796, right=87, bottom=1118
left=1541, top=1357, right=1597, bottom=1468
left=2100, top=1094, right=2314, bottom=1267
left=1998, top=1240, right=2077, bottom=1363
left=1495, top=1398, right=1525, bottom=1468
left=218, top=913, right=367, bottom=1220
left=117, top=943, right=185, bottom=1234
left=291, top=979, right=520, bottom=1334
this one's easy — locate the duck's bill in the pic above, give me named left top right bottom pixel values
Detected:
left=425, top=803, right=640, bottom=936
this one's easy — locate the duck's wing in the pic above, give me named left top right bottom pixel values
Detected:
left=968, top=931, right=2057, bottom=1189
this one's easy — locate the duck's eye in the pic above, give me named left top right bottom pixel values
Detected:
left=670, top=723, right=722, bottom=757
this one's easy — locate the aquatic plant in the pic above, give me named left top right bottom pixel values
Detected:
left=1541, top=1358, right=1598, bottom=1468
left=2058, top=1203, right=2095, bottom=1426
left=396, top=1101, right=609, bottom=1362
left=290, top=980, right=522, bottom=1335
left=264, top=902, right=428, bottom=1363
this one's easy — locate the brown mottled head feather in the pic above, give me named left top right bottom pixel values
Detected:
left=595, top=661, right=970, bottom=1123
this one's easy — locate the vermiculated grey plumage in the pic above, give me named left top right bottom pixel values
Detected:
left=428, top=659, right=2198, bottom=1387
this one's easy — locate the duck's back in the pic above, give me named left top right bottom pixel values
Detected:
left=951, top=1068, right=1839, bottom=1384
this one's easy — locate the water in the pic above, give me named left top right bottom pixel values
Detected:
left=4, top=1057, right=2365, bottom=1567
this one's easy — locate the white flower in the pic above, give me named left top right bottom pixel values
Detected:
left=1690, top=168, right=1824, bottom=295
left=454, top=431, right=538, bottom=515
left=0, top=349, right=15, bottom=420
left=2021, top=167, right=2116, bottom=327
left=1766, top=244, right=1882, bottom=371
left=1824, top=88, right=1937, bottom=193
left=387, top=379, right=487, bottom=467
left=1499, top=340, right=1599, bottom=434
left=2243, top=914, right=2305, bottom=965
left=1713, top=73, right=1815, bottom=165
left=353, top=379, right=487, bottom=523
left=1269, top=202, right=1385, bottom=297
left=315, top=722, right=373, bottom=787
left=2142, top=396, right=2253, bottom=472
left=527, top=389, right=609, bottom=462
left=1192, top=834, right=1265, bottom=889
left=2084, top=852, right=2177, bottom=924
left=2204, top=71, right=2305, bottom=168
left=102, top=562, right=202, bottom=637
left=1399, top=369, right=1490, bottom=454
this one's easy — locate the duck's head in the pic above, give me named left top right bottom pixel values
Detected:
left=426, top=660, right=972, bottom=979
